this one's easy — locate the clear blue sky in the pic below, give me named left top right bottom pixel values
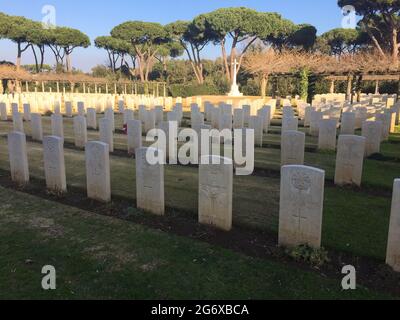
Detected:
left=0, top=0, right=345, bottom=72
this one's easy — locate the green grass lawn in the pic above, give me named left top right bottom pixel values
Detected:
left=0, top=186, right=393, bottom=299
left=0, top=115, right=399, bottom=260
left=0, top=114, right=399, bottom=299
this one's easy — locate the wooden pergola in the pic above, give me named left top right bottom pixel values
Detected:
left=325, top=73, right=400, bottom=95
left=0, top=65, right=167, bottom=96
left=243, top=50, right=400, bottom=101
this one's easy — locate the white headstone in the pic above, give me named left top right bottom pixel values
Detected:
left=282, top=116, right=299, bottom=133
left=144, top=110, right=156, bottom=133
left=54, top=101, right=61, bottom=115
left=85, top=141, right=111, bottom=202
left=304, top=106, right=315, bottom=127
left=8, top=132, right=29, bottom=184
left=242, top=105, right=251, bottom=125
left=77, top=101, right=85, bottom=116
left=249, top=116, right=263, bottom=147
left=340, top=112, right=356, bottom=135
left=23, top=104, right=31, bottom=121
left=127, top=120, right=142, bottom=155
left=281, top=131, right=305, bottom=166
left=99, top=118, right=114, bottom=152
left=375, top=113, right=390, bottom=142
left=65, top=101, right=73, bottom=117
left=87, top=108, right=97, bottom=129
left=105, top=108, right=115, bottom=132
left=123, top=109, right=134, bottom=125
left=154, top=106, right=164, bottom=125
left=73, top=116, right=87, bottom=148
left=362, top=121, right=383, bottom=157
left=51, top=114, right=64, bottom=139
left=259, top=106, right=271, bottom=132
left=31, top=113, right=43, bottom=142
left=318, top=119, right=337, bottom=151
left=279, top=165, right=325, bottom=248
left=13, top=112, right=24, bottom=133
left=191, top=112, right=205, bottom=133
left=43, top=136, right=67, bottom=192
left=219, top=113, right=232, bottom=131
left=386, top=179, right=400, bottom=272
left=11, top=103, right=19, bottom=115
left=335, top=135, right=366, bottom=186
left=233, top=109, right=244, bottom=129
left=199, top=155, right=233, bottom=231
left=118, top=100, right=125, bottom=113
left=0, top=102, right=7, bottom=121
left=310, top=111, right=322, bottom=136
left=135, top=147, right=165, bottom=215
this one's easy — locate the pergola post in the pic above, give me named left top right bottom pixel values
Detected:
left=83, top=83, right=86, bottom=94
left=260, top=74, right=268, bottom=98
left=95, top=83, right=98, bottom=93
left=135, top=83, right=137, bottom=95
left=106, top=83, right=108, bottom=94
left=41, top=81, right=45, bottom=93
left=375, top=80, right=380, bottom=94
left=329, top=80, right=335, bottom=94
left=114, top=83, right=117, bottom=94
left=163, top=83, right=166, bottom=98
left=356, top=74, right=363, bottom=103
left=56, top=81, right=60, bottom=93
left=346, top=74, right=353, bottom=101
left=124, top=84, right=127, bottom=94
left=25, top=81, right=29, bottom=93
left=272, top=76, right=278, bottom=99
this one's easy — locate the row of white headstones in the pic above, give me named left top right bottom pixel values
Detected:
left=2, top=103, right=399, bottom=273
left=1, top=99, right=393, bottom=183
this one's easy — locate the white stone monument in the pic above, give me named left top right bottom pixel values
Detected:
left=227, top=59, right=243, bottom=97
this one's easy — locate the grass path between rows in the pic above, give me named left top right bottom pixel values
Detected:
left=0, top=186, right=394, bottom=300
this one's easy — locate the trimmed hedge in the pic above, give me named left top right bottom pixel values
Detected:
left=168, top=83, right=225, bottom=97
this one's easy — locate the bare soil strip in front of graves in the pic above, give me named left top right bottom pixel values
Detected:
left=0, top=169, right=398, bottom=297
left=0, top=185, right=390, bottom=300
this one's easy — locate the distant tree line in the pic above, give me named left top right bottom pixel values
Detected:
left=1, top=1, right=400, bottom=89
left=0, top=12, right=90, bottom=73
